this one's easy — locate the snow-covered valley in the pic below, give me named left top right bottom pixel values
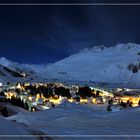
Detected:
left=0, top=43, right=140, bottom=139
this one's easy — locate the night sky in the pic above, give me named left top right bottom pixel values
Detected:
left=0, top=0, right=140, bottom=64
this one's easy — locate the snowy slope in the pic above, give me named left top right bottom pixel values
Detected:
left=42, top=43, right=140, bottom=86
left=7, top=102, right=140, bottom=140
left=1, top=43, right=140, bottom=86
left=0, top=57, right=43, bottom=83
left=0, top=116, right=37, bottom=140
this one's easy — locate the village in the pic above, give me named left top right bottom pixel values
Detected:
left=0, top=82, right=138, bottom=114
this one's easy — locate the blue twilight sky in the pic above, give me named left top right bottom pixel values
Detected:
left=0, top=0, right=140, bottom=64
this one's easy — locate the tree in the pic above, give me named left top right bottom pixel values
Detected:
left=24, top=102, right=29, bottom=110
left=77, top=85, right=92, bottom=98
left=96, top=90, right=100, bottom=97
left=55, top=87, right=71, bottom=98
left=1, top=107, right=8, bottom=117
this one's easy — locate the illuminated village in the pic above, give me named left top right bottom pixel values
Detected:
left=0, top=82, right=140, bottom=114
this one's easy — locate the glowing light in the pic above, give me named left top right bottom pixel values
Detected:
left=28, top=96, right=33, bottom=101
left=119, top=96, right=140, bottom=107
left=4, top=91, right=16, bottom=99
left=80, top=98, right=88, bottom=103
left=92, top=98, right=96, bottom=103
left=0, top=83, right=2, bottom=87
left=68, top=98, right=73, bottom=103
left=49, top=96, right=62, bottom=105
left=16, top=83, right=21, bottom=89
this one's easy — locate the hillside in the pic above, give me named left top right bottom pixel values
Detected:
left=0, top=57, right=43, bottom=83
left=42, top=43, right=140, bottom=87
left=1, top=43, right=140, bottom=87
left=7, top=102, right=140, bottom=140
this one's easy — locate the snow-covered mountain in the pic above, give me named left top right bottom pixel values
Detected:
left=40, top=43, right=140, bottom=87
left=1, top=43, right=140, bottom=87
left=0, top=57, right=43, bottom=83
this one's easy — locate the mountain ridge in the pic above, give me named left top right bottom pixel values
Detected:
left=0, top=43, right=140, bottom=87
left=42, top=43, right=140, bottom=87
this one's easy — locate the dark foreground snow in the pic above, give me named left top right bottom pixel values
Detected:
left=5, top=102, right=140, bottom=140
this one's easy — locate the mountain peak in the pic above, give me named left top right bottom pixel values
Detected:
left=78, top=43, right=140, bottom=55
left=0, top=57, right=13, bottom=67
left=44, top=43, right=140, bottom=87
left=0, top=57, right=9, bottom=61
